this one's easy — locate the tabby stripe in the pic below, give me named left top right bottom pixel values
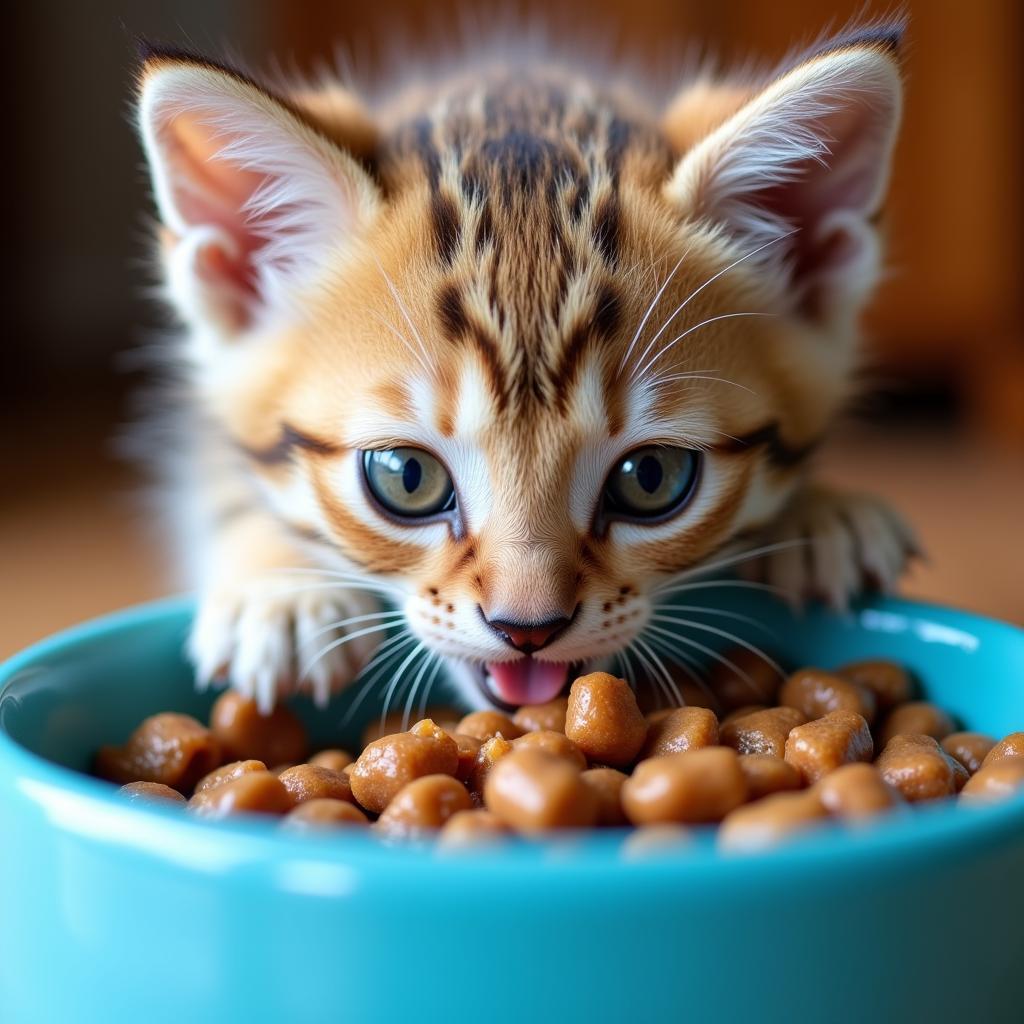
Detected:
left=713, top=423, right=818, bottom=468
left=431, top=189, right=461, bottom=265
left=434, top=281, right=508, bottom=410
left=241, top=424, right=339, bottom=466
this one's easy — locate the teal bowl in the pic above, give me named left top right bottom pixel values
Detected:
left=1, top=593, right=1022, bottom=1024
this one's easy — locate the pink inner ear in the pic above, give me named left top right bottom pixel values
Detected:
left=162, top=111, right=272, bottom=307
left=756, top=93, right=896, bottom=313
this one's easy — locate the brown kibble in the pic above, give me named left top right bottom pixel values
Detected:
left=376, top=774, right=474, bottom=837
left=718, top=791, right=828, bottom=852
left=816, top=763, right=904, bottom=820
left=876, top=734, right=967, bottom=802
left=778, top=668, right=877, bottom=725
left=981, top=732, right=1024, bottom=768
left=456, top=710, right=523, bottom=741
left=676, top=680, right=722, bottom=715
left=581, top=767, right=629, bottom=826
left=784, top=710, right=873, bottom=784
left=349, top=721, right=459, bottom=814
left=640, top=706, right=719, bottom=759
left=512, top=730, right=587, bottom=770
left=878, top=701, right=955, bottom=747
left=451, top=732, right=484, bottom=783
left=961, top=756, right=1024, bottom=804
left=210, top=692, right=308, bottom=766
left=438, top=809, right=509, bottom=847
left=361, top=708, right=460, bottom=747
left=565, top=672, right=646, bottom=767
left=119, top=781, right=187, bottom=805
left=282, top=798, right=368, bottom=830
left=622, top=747, right=747, bottom=825
left=95, top=713, right=222, bottom=792
left=738, top=754, right=802, bottom=801
left=194, top=759, right=267, bottom=794
left=309, top=749, right=355, bottom=773
left=513, top=697, right=568, bottom=734
left=278, top=764, right=354, bottom=806
left=720, top=706, right=805, bottom=758
left=838, top=659, right=913, bottom=711
left=708, top=648, right=784, bottom=710
left=467, top=735, right=515, bottom=797
left=484, top=749, right=597, bottom=832
left=189, top=771, right=292, bottom=817
left=941, top=732, right=997, bottom=775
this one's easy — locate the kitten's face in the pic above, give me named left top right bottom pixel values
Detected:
left=139, top=34, right=902, bottom=705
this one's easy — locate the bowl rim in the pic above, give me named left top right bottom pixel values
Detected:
left=1, top=595, right=1022, bottom=890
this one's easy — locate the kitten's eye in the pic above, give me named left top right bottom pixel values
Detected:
left=362, top=448, right=456, bottom=519
left=602, top=446, right=700, bottom=520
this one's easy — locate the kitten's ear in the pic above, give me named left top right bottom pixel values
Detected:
left=664, top=29, right=903, bottom=320
left=137, top=48, right=380, bottom=338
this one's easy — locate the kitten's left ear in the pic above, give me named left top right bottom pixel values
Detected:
left=664, top=29, right=903, bottom=321
left=137, top=47, right=381, bottom=340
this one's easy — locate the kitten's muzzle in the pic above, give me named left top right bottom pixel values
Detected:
left=479, top=606, right=578, bottom=654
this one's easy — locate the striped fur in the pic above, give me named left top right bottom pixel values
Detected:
left=136, top=24, right=916, bottom=709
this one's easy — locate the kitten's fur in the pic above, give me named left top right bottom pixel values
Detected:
left=136, top=22, right=916, bottom=713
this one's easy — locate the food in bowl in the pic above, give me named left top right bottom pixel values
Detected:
left=93, top=655, right=1024, bottom=850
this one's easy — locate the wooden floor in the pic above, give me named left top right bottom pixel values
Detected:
left=2, top=418, right=1022, bottom=661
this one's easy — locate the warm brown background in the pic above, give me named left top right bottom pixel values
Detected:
left=3, top=0, right=1022, bottom=658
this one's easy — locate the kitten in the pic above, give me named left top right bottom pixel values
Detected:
left=135, top=23, right=916, bottom=714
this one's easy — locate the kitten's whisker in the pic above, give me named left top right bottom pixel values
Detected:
left=648, top=371, right=756, bottom=395
left=264, top=567, right=404, bottom=597
left=618, top=246, right=692, bottom=373
left=367, top=307, right=431, bottom=378
left=642, top=632, right=719, bottom=707
left=650, top=604, right=775, bottom=636
left=644, top=623, right=760, bottom=693
left=379, top=642, right=428, bottom=731
left=628, top=229, right=796, bottom=378
left=652, top=538, right=811, bottom=594
left=416, top=653, right=448, bottom=719
left=633, top=636, right=684, bottom=706
left=299, top=620, right=405, bottom=681
left=401, top=651, right=441, bottom=730
left=655, top=578, right=789, bottom=601
left=633, top=312, right=773, bottom=384
left=374, top=259, right=434, bottom=375
left=646, top=616, right=783, bottom=677
left=623, top=638, right=671, bottom=706
left=339, top=633, right=418, bottom=726
left=301, top=610, right=406, bottom=647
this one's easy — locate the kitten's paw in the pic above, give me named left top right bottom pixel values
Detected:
left=188, top=577, right=386, bottom=712
left=739, top=487, right=921, bottom=609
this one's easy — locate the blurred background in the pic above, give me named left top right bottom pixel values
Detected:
left=3, top=0, right=1022, bottom=657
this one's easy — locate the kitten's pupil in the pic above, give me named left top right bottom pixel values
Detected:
left=402, top=457, right=422, bottom=494
left=636, top=455, right=663, bottom=495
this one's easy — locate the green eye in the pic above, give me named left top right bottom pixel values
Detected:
left=602, top=446, right=700, bottom=520
left=362, top=448, right=456, bottom=519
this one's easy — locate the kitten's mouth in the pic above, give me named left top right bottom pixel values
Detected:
left=478, top=658, right=579, bottom=708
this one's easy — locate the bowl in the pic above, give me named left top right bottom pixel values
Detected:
left=1, top=592, right=1022, bottom=1024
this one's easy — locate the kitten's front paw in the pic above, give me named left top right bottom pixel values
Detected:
left=740, top=486, right=920, bottom=609
left=188, top=577, right=386, bottom=712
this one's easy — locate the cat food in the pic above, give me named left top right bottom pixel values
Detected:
left=565, top=672, right=648, bottom=766
left=100, top=654, right=1024, bottom=851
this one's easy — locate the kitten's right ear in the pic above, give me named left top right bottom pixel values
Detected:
left=137, top=47, right=380, bottom=339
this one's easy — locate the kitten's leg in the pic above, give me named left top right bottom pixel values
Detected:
left=739, top=484, right=921, bottom=609
left=187, top=511, right=384, bottom=712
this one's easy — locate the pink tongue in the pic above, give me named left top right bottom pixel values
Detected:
left=486, top=658, right=570, bottom=705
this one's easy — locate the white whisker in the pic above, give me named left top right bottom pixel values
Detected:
left=646, top=616, right=783, bottom=676
left=401, top=651, right=441, bottom=730
left=379, top=642, right=427, bottom=730
left=645, top=623, right=760, bottom=692
left=628, top=229, right=796, bottom=378
left=301, top=610, right=406, bottom=647
left=653, top=539, right=810, bottom=594
left=339, top=633, right=418, bottom=726
left=375, top=259, right=434, bottom=376
left=617, top=246, right=692, bottom=373
left=633, top=636, right=684, bottom=707
left=633, top=312, right=773, bottom=384
left=299, top=619, right=404, bottom=681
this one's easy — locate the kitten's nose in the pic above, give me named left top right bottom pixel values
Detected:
left=480, top=609, right=574, bottom=654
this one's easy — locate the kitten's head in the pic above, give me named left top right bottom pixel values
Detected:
left=137, top=28, right=902, bottom=706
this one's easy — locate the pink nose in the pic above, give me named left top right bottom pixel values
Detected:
left=481, top=611, right=573, bottom=654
